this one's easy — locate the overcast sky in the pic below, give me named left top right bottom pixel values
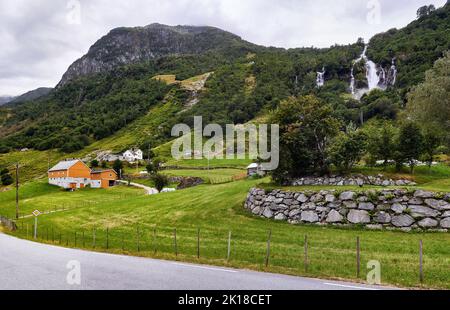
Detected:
left=0, top=0, right=446, bottom=96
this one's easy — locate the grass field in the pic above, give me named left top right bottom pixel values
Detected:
left=1, top=166, right=449, bottom=289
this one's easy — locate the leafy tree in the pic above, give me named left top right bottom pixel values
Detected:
left=363, top=120, right=397, bottom=169
left=90, top=159, right=99, bottom=168
left=146, top=159, right=161, bottom=175
left=1, top=168, right=13, bottom=186
left=417, top=5, right=436, bottom=18
left=112, top=160, right=124, bottom=177
left=407, top=52, right=450, bottom=146
left=101, top=161, right=108, bottom=168
left=394, top=122, right=424, bottom=173
left=329, top=128, right=367, bottom=173
left=151, top=173, right=169, bottom=192
left=270, top=95, right=340, bottom=183
left=422, top=130, right=441, bottom=169
left=0, top=144, right=10, bottom=154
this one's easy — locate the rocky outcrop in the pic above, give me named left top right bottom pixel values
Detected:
left=59, top=24, right=256, bottom=86
left=290, top=175, right=416, bottom=187
left=245, top=188, right=450, bottom=232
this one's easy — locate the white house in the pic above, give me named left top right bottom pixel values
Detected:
left=122, top=148, right=143, bottom=162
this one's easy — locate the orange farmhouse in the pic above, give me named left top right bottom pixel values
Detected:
left=48, top=159, right=118, bottom=190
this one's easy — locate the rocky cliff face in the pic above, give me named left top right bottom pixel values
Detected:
left=59, top=23, right=255, bottom=86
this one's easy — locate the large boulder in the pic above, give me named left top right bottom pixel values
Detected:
left=424, top=199, right=450, bottom=211
left=343, top=201, right=357, bottom=209
left=414, top=190, right=435, bottom=199
left=347, top=210, right=370, bottom=224
left=274, top=213, right=287, bottom=221
left=407, top=205, right=440, bottom=218
left=325, top=194, right=336, bottom=203
left=391, top=214, right=415, bottom=227
left=326, top=210, right=344, bottom=223
left=295, top=193, right=309, bottom=203
left=301, top=211, right=319, bottom=223
left=440, top=218, right=450, bottom=229
left=262, top=208, right=274, bottom=219
left=310, top=194, right=324, bottom=203
left=301, top=202, right=316, bottom=210
left=288, top=209, right=301, bottom=218
left=391, top=203, right=406, bottom=214
left=339, top=191, right=356, bottom=201
left=251, top=206, right=261, bottom=215
left=375, top=212, right=391, bottom=224
left=358, top=202, right=375, bottom=211
left=418, top=218, right=438, bottom=228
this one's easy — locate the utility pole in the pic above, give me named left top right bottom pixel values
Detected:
left=15, top=163, right=19, bottom=219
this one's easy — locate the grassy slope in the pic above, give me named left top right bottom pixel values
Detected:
left=2, top=166, right=450, bottom=289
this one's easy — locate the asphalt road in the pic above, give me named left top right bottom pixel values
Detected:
left=0, top=233, right=396, bottom=290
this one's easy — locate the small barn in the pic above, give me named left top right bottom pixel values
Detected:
left=90, top=169, right=118, bottom=189
left=247, top=163, right=266, bottom=177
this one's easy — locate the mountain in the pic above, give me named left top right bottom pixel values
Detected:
left=0, top=3, right=449, bottom=154
left=9, top=87, right=53, bottom=105
left=0, top=96, right=14, bottom=106
left=59, top=23, right=258, bottom=86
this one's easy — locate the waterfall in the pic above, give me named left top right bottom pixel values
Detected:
left=350, top=67, right=356, bottom=95
left=350, top=45, right=396, bottom=99
left=316, top=67, right=325, bottom=88
left=366, top=60, right=380, bottom=90
left=389, top=58, right=397, bottom=86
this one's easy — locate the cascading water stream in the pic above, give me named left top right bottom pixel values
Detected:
left=366, top=59, right=380, bottom=90
left=349, top=45, right=397, bottom=99
left=316, top=67, right=325, bottom=88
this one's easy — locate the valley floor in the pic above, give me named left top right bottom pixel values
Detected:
left=0, top=165, right=449, bottom=289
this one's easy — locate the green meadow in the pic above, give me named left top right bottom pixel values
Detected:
left=1, top=165, right=449, bottom=289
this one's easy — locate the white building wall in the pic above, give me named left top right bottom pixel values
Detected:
left=48, top=177, right=91, bottom=189
left=90, top=180, right=101, bottom=188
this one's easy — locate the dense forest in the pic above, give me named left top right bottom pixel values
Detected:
left=0, top=3, right=449, bottom=156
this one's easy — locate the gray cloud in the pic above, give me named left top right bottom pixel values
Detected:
left=0, top=0, right=446, bottom=96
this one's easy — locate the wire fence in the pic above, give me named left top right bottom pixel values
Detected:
left=8, top=215, right=441, bottom=288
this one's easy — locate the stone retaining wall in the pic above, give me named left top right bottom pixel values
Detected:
left=245, top=188, right=450, bottom=232
left=290, top=175, right=416, bottom=187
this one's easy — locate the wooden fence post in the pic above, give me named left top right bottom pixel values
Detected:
left=106, top=227, right=109, bottom=249
left=46, top=227, right=49, bottom=241
left=265, top=230, right=272, bottom=267
left=227, top=231, right=232, bottom=262
left=174, top=228, right=178, bottom=256
left=419, top=239, right=424, bottom=284
left=59, top=232, right=62, bottom=244
left=304, top=235, right=308, bottom=273
left=356, top=236, right=360, bottom=278
left=153, top=227, right=157, bottom=254
left=82, top=230, right=85, bottom=247
left=74, top=231, right=77, bottom=247
left=121, top=232, right=124, bottom=252
left=93, top=228, right=96, bottom=248
left=197, top=228, right=200, bottom=259
left=136, top=226, right=140, bottom=252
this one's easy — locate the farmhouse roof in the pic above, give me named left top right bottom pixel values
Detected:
left=91, top=169, right=117, bottom=174
left=48, top=160, right=82, bottom=172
